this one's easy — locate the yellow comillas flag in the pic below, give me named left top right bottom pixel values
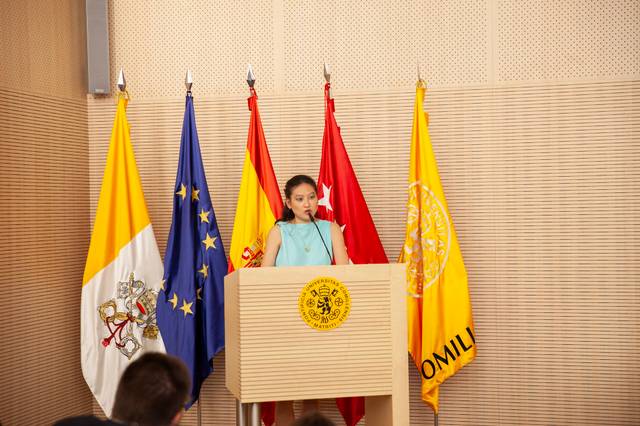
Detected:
left=399, top=81, right=476, bottom=413
left=228, top=87, right=283, bottom=272
left=81, top=94, right=165, bottom=415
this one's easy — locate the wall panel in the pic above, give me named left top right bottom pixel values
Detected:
left=0, top=88, right=91, bottom=425
left=496, top=0, right=639, bottom=83
left=0, top=1, right=92, bottom=425
left=88, top=80, right=639, bottom=425
left=7, top=0, right=638, bottom=424
left=103, top=1, right=640, bottom=100
left=0, top=0, right=87, bottom=99
left=85, top=0, right=640, bottom=425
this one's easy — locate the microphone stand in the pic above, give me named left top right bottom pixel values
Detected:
left=308, top=213, right=333, bottom=262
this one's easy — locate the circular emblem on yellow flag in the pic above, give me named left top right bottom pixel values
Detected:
left=404, top=182, right=451, bottom=296
left=298, top=276, right=351, bottom=330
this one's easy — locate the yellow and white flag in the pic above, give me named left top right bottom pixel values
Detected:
left=81, top=95, right=165, bottom=415
left=399, top=81, right=476, bottom=413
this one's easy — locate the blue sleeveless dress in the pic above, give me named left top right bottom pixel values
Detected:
left=275, top=220, right=333, bottom=266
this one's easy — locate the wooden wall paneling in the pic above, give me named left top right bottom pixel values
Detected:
left=87, top=80, right=640, bottom=425
left=0, top=89, right=92, bottom=425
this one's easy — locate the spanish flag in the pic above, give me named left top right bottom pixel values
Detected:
left=228, top=86, right=282, bottom=426
left=399, top=81, right=476, bottom=413
left=228, top=87, right=282, bottom=271
left=81, top=94, right=165, bottom=415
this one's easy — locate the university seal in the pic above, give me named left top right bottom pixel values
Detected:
left=298, top=276, right=351, bottom=331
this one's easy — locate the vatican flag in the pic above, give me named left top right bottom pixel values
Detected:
left=81, top=94, right=165, bottom=415
left=399, top=81, right=476, bottom=414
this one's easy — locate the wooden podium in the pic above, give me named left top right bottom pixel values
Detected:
left=224, top=263, right=409, bottom=425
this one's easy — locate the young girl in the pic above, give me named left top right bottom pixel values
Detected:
left=261, top=174, right=348, bottom=424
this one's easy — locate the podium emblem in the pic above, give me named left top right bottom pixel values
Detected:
left=298, top=276, right=351, bottom=330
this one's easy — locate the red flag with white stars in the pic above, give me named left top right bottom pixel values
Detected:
left=316, top=83, right=389, bottom=425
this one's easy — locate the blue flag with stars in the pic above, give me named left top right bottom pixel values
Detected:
left=157, top=94, right=227, bottom=407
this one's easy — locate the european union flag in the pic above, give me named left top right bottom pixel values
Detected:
left=157, top=93, right=227, bottom=407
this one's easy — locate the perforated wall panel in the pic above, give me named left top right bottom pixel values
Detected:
left=496, top=0, right=640, bottom=83
left=104, top=0, right=639, bottom=99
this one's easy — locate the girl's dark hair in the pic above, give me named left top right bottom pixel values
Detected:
left=276, top=174, right=318, bottom=223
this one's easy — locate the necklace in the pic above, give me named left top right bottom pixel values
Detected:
left=290, top=222, right=313, bottom=253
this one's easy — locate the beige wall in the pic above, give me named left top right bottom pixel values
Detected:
left=0, top=1, right=92, bottom=425
left=0, top=0, right=638, bottom=425
left=0, top=1, right=88, bottom=100
left=86, top=1, right=640, bottom=425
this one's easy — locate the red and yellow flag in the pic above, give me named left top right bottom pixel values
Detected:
left=399, top=81, right=476, bottom=413
left=229, top=88, right=282, bottom=426
left=228, top=88, right=283, bottom=273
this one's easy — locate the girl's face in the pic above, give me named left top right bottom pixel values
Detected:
left=286, top=183, right=318, bottom=223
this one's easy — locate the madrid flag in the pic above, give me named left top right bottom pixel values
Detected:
left=81, top=95, right=165, bottom=415
left=316, top=82, right=389, bottom=426
left=399, top=81, right=476, bottom=413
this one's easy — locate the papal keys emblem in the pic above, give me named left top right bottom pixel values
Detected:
left=97, top=272, right=160, bottom=359
left=298, top=276, right=351, bottom=330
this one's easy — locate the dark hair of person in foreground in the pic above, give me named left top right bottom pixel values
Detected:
left=54, top=352, right=190, bottom=426
left=111, top=352, right=190, bottom=426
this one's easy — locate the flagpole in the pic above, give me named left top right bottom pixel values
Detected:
left=183, top=69, right=203, bottom=426
left=247, top=64, right=261, bottom=426
left=418, top=69, right=434, bottom=426
left=236, top=64, right=260, bottom=426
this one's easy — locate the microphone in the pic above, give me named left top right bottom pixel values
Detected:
left=309, top=212, right=332, bottom=262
